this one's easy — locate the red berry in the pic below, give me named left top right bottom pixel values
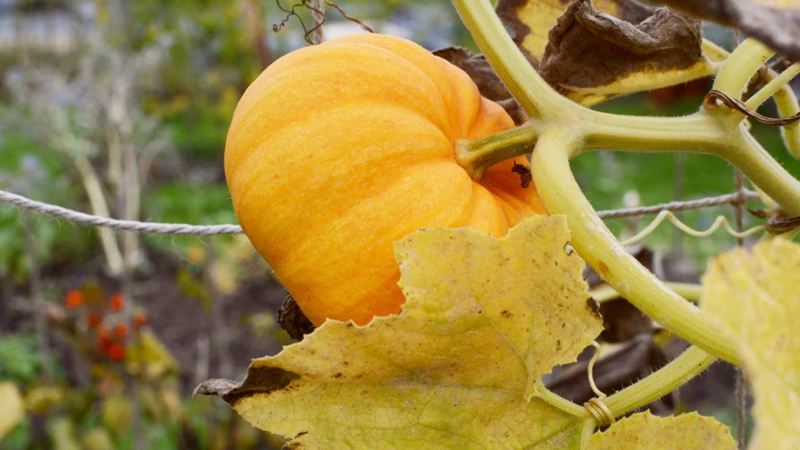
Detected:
left=64, top=289, right=84, bottom=309
left=114, top=323, right=129, bottom=339
left=108, top=293, right=125, bottom=312
left=86, top=313, right=102, bottom=328
left=96, top=336, right=111, bottom=354
left=97, top=325, right=110, bottom=341
left=106, top=343, right=126, bottom=362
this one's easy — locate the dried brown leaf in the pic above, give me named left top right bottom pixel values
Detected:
left=497, top=0, right=725, bottom=105
left=434, top=47, right=527, bottom=124
left=541, top=0, right=703, bottom=89
left=653, top=0, right=800, bottom=62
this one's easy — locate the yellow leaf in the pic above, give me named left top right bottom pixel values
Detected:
left=0, top=382, right=24, bottom=441
left=212, top=260, right=238, bottom=295
left=125, top=330, right=180, bottom=380
left=587, top=412, right=736, bottom=449
left=48, top=416, right=81, bottom=450
left=497, top=0, right=727, bottom=106
left=196, top=216, right=603, bottom=448
left=102, top=395, right=133, bottom=436
left=702, top=239, right=800, bottom=450
left=24, top=384, right=64, bottom=414
left=82, top=427, right=115, bottom=450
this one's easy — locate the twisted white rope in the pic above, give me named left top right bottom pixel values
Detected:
left=597, top=189, right=760, bottom=219
left=0, top=188, right=762, bottom=236
left=0, top=190, right=243, bottom=235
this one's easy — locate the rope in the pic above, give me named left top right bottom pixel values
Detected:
left=0, top=190, right=243, bottom=236
left=0, top=188, right=763, bottom=237
left=597, top=189, right=761, bottom=219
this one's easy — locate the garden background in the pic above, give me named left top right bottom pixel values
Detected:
left=0, top=0, right=797, bottom=448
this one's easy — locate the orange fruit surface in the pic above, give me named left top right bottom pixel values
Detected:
left=225, top=34, right=545, bottom=326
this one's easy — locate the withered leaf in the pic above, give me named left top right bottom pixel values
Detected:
left=277, top=293, right=315, bottom=341
left=652, top=0, right=800, bottom=62
left=497, top=0, right=726, bottom=106
left=540, top=0, right=703, bottom=91
left=497, top=0, right=656, bottom=67
left=434, top=47, right=527, bottom=125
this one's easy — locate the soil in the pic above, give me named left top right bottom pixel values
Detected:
left=2, top=247, right=290, bottom=392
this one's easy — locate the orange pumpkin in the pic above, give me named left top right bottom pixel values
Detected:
left=225, top=34, right=545, bottom=327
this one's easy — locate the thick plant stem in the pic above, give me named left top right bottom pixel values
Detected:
left=530, top=128, right=741, bottom=365
left=533, top=382, right=586, bottom=418
left=724, top=128, right=800, bottom=216
left=455, top=124, right=537, bottom=180
left=603, top=346, right=717, bottom=418
left=590, top=282, right=702, bottom=305
left=450, top=0, right=578, bottom=120
left=572, top=112, right=800, bottom=217
left=713, top=38, right=774, bottom=98
left=747, top=63, right=800, bottom=110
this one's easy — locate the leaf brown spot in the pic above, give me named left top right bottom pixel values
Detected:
left=597, top=261, right=610, bottom=278
left=223, top=365, right=301, bottom=406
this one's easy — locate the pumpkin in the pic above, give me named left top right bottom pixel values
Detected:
left=225, top=33, right=546, bottom=327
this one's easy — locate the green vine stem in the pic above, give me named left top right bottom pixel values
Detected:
left=712, top=38, right=774, bottom=99
left=534, top=345, right=717, bottom=425
left=573, top=113, right=800, bottom=216
left=533, top=381, right=586, bottom=418
left=454, top=0, right=800, bottom=364
left=455, top=124, right=537, bottom=180
left=530, top=127, right=741, bottom=364
left=530, top=346, right=716, bottom=427
left=747, top=63, right=800, bottom=110
left=773, top=77, right=800, bottom=159
left=602, top=345, right=717, bottom=418
left=590, top=282, right=702, bottom=305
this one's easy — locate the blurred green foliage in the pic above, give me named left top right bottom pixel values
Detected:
left=142, top=183, right=237, bottom=253
left=0, top=132, right=96, bottom=281
left=0, top=335, right=44, bottom=384
left=119, top=0, right=263, bottom=160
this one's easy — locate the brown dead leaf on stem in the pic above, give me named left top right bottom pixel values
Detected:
left=434, top=47, right=528, bottom=124
left=196, top=216, right=603, bottom=448
left=496, top=0, right=727, bottom=106
left=652, top=0, right=800, bottom=62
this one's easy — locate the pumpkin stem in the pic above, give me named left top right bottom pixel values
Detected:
left=455, top=123, right=538, bottom=181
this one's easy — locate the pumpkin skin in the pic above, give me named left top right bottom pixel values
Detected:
left=225, top=34, right=546, bottom=327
